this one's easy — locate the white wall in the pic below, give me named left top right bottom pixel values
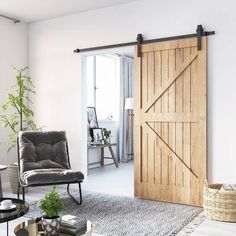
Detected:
left=28, top=0, right=236, bottom=182
left=0, top=18, right=28, bottom=181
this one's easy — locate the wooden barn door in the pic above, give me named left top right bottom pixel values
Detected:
left=134, top=37, right=207, bottom=206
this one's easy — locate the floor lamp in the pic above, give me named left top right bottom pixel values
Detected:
left=124, top=97, right=134, bottom=162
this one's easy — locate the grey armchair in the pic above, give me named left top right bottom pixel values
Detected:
left=17, top=131, right=84, bottom=204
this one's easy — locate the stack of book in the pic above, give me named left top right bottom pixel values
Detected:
left=60, top=215, right=87, bottom=235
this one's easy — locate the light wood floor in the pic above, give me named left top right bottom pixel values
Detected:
left=0, top=162, right=235, bottom=235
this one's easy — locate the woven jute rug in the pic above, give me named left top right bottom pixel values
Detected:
left=26, top=191, right=203, bottom=236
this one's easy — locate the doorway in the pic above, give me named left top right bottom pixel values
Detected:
left=81, top=46, right=135, bottom=196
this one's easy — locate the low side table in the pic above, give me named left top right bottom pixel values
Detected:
left=14, top=217, right=93, bottom=236
left=0, top=165, right=7, bottom=198
left=0, top=198, right=29, bottom=236
left=87, top=143, right=119, bottom=173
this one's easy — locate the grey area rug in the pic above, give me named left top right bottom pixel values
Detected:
left=26, top=191, right=202, bottom=236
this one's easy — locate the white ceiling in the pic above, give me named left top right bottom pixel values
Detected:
left=0, top=0, right=138, bottom=23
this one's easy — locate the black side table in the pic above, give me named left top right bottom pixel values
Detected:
left=0, top=198, right=29, bottom=236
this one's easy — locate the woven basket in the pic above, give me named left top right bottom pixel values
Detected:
left=203, top=181, right=236, bottom=222
left=8, top=164, right=28, bottom=194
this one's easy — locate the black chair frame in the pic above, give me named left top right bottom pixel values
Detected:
left=17, top=137, right=83, bottom=205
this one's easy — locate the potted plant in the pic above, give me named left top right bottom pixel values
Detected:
left=103, top=128, right=112, bottom=144
left=40, top=186, right=64, bottom=235
left=0, top=66, right=41, bottom=193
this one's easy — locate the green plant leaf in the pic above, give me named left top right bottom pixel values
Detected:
left=40, top=186, right=64, bottom=218
left=0, top=66, right=42, bottom=152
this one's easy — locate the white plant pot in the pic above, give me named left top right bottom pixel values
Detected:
left=42, top=216, right=61, bottom=235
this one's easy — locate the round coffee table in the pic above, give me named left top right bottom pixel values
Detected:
left=14, top=217, right=93, bottom=236
left=0, top=198, right=29, bottom=236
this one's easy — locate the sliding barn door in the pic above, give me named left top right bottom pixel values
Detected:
left=134, top=37, right=207, bottom=206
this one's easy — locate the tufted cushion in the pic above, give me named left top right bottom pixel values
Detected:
left=20, top=169, right=84, bottom=185
left=19, top=131, right=70, bottom=173
left=19, top=131, right=67, bottom=145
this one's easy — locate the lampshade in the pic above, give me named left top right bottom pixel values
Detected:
left=124, top=97, right=134, bottom=110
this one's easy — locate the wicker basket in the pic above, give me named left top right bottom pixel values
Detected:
left=8, top=164, right=28, bottom=194
left=203, top=181, right=236, bottom=222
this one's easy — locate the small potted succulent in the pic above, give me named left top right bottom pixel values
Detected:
left=40, top=186, right=64, bottom=235
left=103, top=128, right=112, bottom=144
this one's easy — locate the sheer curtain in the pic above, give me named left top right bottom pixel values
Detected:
left=119, top=55, right=134, bottom=162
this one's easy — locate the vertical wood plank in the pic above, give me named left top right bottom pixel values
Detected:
left=141, top=52, right=148, bottom=184
left=161, top=50, right=169, bottom=116
left=155, top=137, right=162, bottom=184
left=197, top=37, right=207, bottom=205
left=154, top=51, right=162, bottom=185
left=147, top=130, right=155, bottom=184
left=161, top=50, right=169, bottom=185
left=190, top=45, right=200, bottom=205
left=148, top=52, right=155, bottom=129
left=141, top=127, right=148, bottom=183
left=182, top=47, right=191, bottom=203
left=183, top=47, right=191, bottom=169
left=147, top=52, right=155, bottom=183
left=142, top=53, right=148, bottom=106
left=175, top=48, right=183, bottom=187
left=168, top=49, right=176, bottom=186
left=154, top=51, right=162, bottom=135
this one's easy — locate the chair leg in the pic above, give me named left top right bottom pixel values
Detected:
left=78, top=182, right=82, bottom=205
left=67, top=183, right=82, bottom=205
left=22, top=187, right=25, bottom=201
left=17, top=184, right=20, bottom=199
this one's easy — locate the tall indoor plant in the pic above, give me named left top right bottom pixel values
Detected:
left=0, top=66, right=40, bottom=193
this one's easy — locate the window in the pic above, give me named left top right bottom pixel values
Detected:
left=86, top=54, right=120, bottom=121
